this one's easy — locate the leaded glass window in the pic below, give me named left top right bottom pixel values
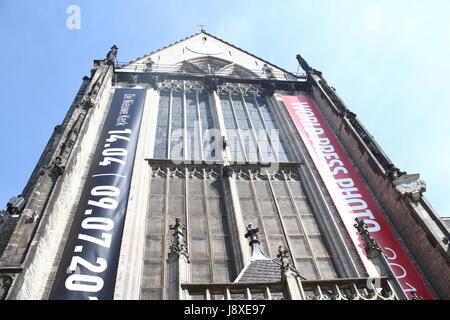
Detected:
left=153, top=91, right=170, bottom=159
left=198, top=93, right=216, bottom=160
left=219, top=93, right=292, bottom=163
left=170, top=91, right=184, bottom=159
left=145, top=79, right=340, bottom=300
left=153, top=82, right=218, bottom=161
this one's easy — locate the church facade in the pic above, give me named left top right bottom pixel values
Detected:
left=0, top=31, right=448, bottom=300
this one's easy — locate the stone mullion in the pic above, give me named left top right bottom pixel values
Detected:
left=202, top=170, right=215, bottom=283
left=211, top=88, right=250, bottom=271
left=283, top=177, right=323, bottom=279
left=253, top=95, right=280, bottom=163
left=223, top=173, right=251, bottom=273
left=299, top=161, right=362, bottom=278
left=228, top=94, right=248, bottom=162
left=165, top=167, right=190, bottom=300
left=161, top=168, right=170, bottom=300
left=263, top=171, right=301, bottom=273
left=266, top=95, right=298, bottom=162
left=147, top=90, right=161, bottom=159
left=195, top=92, right=204, bottom=160
left=166, top=90, right=173, bottom=159
left=249, top=177, right=272, bottom=257
left=209, top=90, right=229, bottom=163
left=238, top=87, right=265, bottom=162
left=182, top=82, right=188, bottom=161
left=184, top=167, right=190, bottom=265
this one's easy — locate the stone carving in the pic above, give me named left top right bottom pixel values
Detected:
left=168, top=218, right=189, bottom=260
left=106, top=45, right=118, bottom=65
left=216, top=82, right=264, bottom=96
left=229, top=167, right=300, bottom=182
left=48, top=156, right=65, bottom=179
left=261, top=81, right=276, bottom=96
left=6, top=196, right=26, bottom=215
left=353, top=218, right=383, bottom=259
left=26, top=211, right=39, bottom=224
left=392, top=173, right=426, bottom=202
left=222, top=165, right=232, bottom=178
left=80, top=96, right=93, bottom=110
left=203, top=76, right=223, bottom=92
left=158, top=79, right=205, bottom=93
left=130, top=74, right=138, bottom=85
left=0, top=274, right=13, bottom=300
left=147, top=75, right=161, bottom=90
left=144, top=57, right=154, bottom=72
left=277, top=245, right=291, bottom=270
left=262, top=64, right=275, bottom=79
left=276, top=245, right=303, bottom=281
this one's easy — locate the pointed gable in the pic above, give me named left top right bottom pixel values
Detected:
left=119, top=32, right=297, bottom=81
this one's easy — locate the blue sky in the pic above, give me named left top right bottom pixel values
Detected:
left=0, top=0, right=449, bottom=217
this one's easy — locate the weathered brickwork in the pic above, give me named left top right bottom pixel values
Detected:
left=310, top=74, right=450, bottom=299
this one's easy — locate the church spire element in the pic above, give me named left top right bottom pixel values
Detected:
left=245, top=224, right=270, bottom=261
left=197, top=24, right=206, bottom=33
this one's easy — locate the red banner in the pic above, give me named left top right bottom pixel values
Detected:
left=281, top=95, right=433, bottom=299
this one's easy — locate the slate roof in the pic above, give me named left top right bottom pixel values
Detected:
left=233, top=236, right=284, bottom=283
left=234, top=224, right=308, bottom=284
left=236, top=259, right=282, bottom=283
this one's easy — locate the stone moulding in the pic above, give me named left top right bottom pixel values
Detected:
left=392, top=173, right=426, bottom=202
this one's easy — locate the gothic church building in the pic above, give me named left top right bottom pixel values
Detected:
left=0, top=31, right=448, bottom=300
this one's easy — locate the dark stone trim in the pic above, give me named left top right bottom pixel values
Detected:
left=145, top=159, right=224, bottom=169
left=115, top=71, right=310, bottom=93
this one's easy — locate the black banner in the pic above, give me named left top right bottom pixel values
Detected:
left=49, top=88, right=147, bottom=300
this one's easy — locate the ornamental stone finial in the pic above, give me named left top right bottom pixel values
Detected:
left=198, top=24, right=206, bottom=33
left=168, top=218, right=189, bottom=260
left=144, top=57, right=154, bottom=72
left=244, top=224, right=272, bottom=261
left=106, top=45, right=118, bottom=65
left=296, top=54, right=322, bottom=75
left=296, top=54, right=311, bottom=72
left=277, top=245, right=300, bottom=280
left=277, top=245, right=291, bottom=269
left=170, top=217, right=186, bottom=235
left=245, top=224, right=260, bottom=246
left=353, top=218, right=383, bottom=259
